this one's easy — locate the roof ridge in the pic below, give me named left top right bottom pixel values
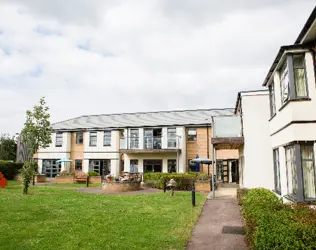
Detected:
left=78, top=108, right=234, bottom=118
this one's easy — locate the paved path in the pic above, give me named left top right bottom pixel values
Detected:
left=186, top=198, right=248, bottom=250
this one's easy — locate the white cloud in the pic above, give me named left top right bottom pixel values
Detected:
left=0, top=0, right=315, bottom=134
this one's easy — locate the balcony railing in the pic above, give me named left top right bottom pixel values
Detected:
left=120, top=136, right=178, bottom=150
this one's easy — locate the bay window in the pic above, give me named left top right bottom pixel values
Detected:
left=279, top=53, right=308, bottom=105
left=284, top=142, right=316, bottom=202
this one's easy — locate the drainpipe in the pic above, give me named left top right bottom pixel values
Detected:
left=211, top=116, right=215, bottom=199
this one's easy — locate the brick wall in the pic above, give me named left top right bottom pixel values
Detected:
left=70, top=132, right=84, bottom=171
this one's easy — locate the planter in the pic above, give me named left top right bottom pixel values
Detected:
left=89, top=176, right=102, bottom=184
left=55, top=176, right=74, bottom=184
left=102, top=181, right=141, bottom=192
left=36, top=174, right=46, bottom=183
left=195, top=180, right=213, bottom=192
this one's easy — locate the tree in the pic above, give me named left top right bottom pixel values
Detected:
left=20, top=162, right=37, bottom=194
left=20, top=97, right=52, bottom=193
left=0, top=134, right=17, bottom=161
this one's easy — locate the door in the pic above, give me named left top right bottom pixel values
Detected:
left=144, top=129, right=153, bottom=149
left=144, top=160, right=162, bottom=173
left=42, top=159, right=61, bottom=178
left=231, top=160, right=239, bottom=183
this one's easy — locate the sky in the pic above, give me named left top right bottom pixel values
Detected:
left=0, top=0, right=315, bottom=135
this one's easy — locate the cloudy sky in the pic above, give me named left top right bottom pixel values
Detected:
left=0, top=0, right=315, bottom=134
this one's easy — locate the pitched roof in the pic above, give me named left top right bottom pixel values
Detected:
left=52, top=108, right=235, bottom=131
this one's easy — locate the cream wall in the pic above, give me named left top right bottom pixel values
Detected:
left=239, top=92, right=274, bottom=190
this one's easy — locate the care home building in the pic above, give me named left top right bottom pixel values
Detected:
left=262, top=7, right=316, bottom=202
left=35, top=109, right=239, bottom=180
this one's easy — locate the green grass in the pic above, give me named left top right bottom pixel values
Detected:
left=0, top=181, right=205, bottom=250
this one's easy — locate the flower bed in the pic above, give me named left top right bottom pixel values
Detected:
left=241, top=188, right=316, bottom=249
left=102, top=181, right=141, bottom=192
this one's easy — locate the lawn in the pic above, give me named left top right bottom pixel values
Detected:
left=0, top=181, right=205, bottom=250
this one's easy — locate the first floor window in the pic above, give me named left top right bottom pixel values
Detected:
left=75, top=160, right=82, bottom=170
left=55, top=132, right=63, bottom=147
left=301, top=145, right=316, bottom=199
left=285, top=146, right=297, bottom=195
left=76, top=132, right=83, bottom=144
left=168, top=159, right=177, bottom=173
left=280, top=59, right=289, bottom=104
left=188, top=128, right=197, bottom=141
left=103, top=131, right=111, bottom=146
left=130, top=160, right=138, bottom=173
left=89, top=132, right=97, bottom=146
left=293, top=54, right=307, bottom=98
left=269, top=82, right=276, bottom=117
left=167, top=128, right=177, bottom=147
left=273, top=149, right=281, bottom=194
left=130, top=129, right=139, bottom=149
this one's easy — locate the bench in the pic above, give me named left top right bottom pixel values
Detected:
left=74, top=173, right=89, bottom=184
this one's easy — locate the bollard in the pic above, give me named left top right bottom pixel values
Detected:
left=163, top=179, right=166, bottom=193
left=86, top=176, right=89, bottom=187
left=192, top=183, right=196, bottom=207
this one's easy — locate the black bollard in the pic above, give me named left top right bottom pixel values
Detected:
left=192, top=183, right=196, bottom=207
left=86, top=176, right=89, bottom=187
left=163, top=179, right=166, bottom=193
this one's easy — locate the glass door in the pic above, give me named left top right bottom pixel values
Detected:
left=144, top=129, right=153, bottom=149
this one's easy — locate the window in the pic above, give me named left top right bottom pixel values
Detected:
left=130, top=160, right=138, bottom=173
left=293, top=54, right=307, bottom=98
left=103, top=131, right=111, bottom=146
left=75, top=160, right=82, bottom=170
left=76, top=132, right=83, bottom=144
left=273, top=149, right=281, bottom=194
left=130, top=129, right=139, bottom=149
left=285, top=146, right=297, bottom=195
left=42, top=159, right=61, bottom=178
left=89, top=132, right=97, bottom=146
left=188, top=128, right=197, bottom=141
left=167, top=128, right=177, bottom=148
left=55, top=132, right=63, bottom=147
left=168, top=159, right=177, bottom=173
left=280, top=60, right=289, bottom=104
left=301, top=145, right=316, bottom=199
left=269, top=82, right=276, bottom=117
left=279, top=53, right=308, bottom=105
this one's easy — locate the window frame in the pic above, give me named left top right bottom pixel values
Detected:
left=273, top=148, right=281, bottom=194
left=269, top=82, right=276, bottom=118
left=167, top=128, right=177, bottom=148
left=103, top=131, right=111, bottom=146
left=300, top=145, right=316, bottom=200
left=75, top=159, right=82, bottom=170
left=168, top=159, right=177, bottom=173
left=55, top=132, right=63, bottom=147
left=187, top=128, right=197, bottom=141
left=76, top=132, right=83, bottom=144
left=89, top=132, right=97, bottom=147
left=279, top=53, right=309, bottom=107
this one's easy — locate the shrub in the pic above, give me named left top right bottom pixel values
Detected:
left=0, top=160, right=24, bottom=180
left=242, top=188, right=316, bottom=249
left=237, top=187, right=249, bottom=205
left=143, top=172, right=210, bottom=190
left=60, top=171, right=75, bottom=177
left=88, top=171, right=99, bottom=176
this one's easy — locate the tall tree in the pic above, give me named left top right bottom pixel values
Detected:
left=20, top=97, right=52, bottom=193
left=0, top=134, right=17, bottom=161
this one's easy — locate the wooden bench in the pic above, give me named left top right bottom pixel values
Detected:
left=74, top=173, right=89, bottom=184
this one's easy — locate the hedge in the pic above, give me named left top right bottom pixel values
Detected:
left=242, top=188, right=316, bottom=249
left=0, top=160, right=24, bottom=180
left=143, top=172, right=210, bottom=190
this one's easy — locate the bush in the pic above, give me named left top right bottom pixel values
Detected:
left=60, top=171, right=75, bottom=177
left=237, top=187, right=249, bottom=205
left=0, top=160, right=24, bottom=180
left=242, top=188, right=316, bottom=249
left=88, top=171, right=99, bottom=176
left=143, top=172, right=210, bottom=190
left=20, top=162, right=37, bottom=194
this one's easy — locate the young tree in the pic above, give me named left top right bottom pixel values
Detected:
left=0, top=134, right=17, bottom=161
left=20, top=97, right=52, bottom=193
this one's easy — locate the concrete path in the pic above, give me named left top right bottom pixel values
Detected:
left=186, top=198, right=248, bottom=250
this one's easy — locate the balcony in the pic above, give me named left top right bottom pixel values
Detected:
left=120, top=136, right=180, bottom=153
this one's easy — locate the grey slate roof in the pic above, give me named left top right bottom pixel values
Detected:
left=52, top=108, right=235, bottom=131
